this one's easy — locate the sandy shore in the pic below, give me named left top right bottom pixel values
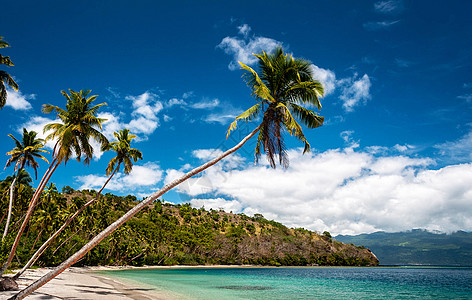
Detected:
left=0, top=266, right=176, bottom=300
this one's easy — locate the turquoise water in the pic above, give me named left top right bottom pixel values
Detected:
left=101, top=267, right=472, bottom=299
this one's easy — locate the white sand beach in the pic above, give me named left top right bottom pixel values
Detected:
left=0, top=266, right=175, bottom=300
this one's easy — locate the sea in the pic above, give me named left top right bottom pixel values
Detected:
left=101, top=266, right=472, bottom=299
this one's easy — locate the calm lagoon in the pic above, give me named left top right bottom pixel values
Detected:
left=101, top=266, right=472, bottom=299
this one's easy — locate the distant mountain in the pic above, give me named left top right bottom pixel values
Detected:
left=336, top=229, right=472, bottom=266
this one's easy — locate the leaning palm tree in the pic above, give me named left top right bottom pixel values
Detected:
left=0, top=36, right=19, bottom=109
left=12, top=129, right=142, bottom=279
left=0, top=89, right=108, bottom=276
left=2, top=129, right=48, bottom=241
left=10, top=47, right=324, bottom=299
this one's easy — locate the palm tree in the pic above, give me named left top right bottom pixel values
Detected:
left=0, top=36, right=19, bottom=109
left=0, top=170, right=32, bottom=226
left=2, top=129, right=48, bottom=241
left=0, top=89, right=108, bottom=276
left=10, top=48, right=324, bottom=299
left=12, top=129, right=142, bottom=279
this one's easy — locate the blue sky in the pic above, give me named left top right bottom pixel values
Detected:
left=1, top=0, right=471, bottom=235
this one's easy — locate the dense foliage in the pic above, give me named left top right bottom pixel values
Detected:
left=0, top=180, right=378, bottom=269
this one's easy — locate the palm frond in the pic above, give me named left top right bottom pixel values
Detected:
left=287, top=103, right=324, bottom=129
left=239, top=62, right=274, bottom=102
left=227, top=102, right=262, bottom=138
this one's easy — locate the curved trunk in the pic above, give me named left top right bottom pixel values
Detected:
left=2, top=176, right=17, bottom=241
left=2, top=163, right=26, bottom=242
left=0, top=159, right=59, bottom=276
left=13, top=165, right=119, bottom=279
left=10, top=124, right=261, bottom=300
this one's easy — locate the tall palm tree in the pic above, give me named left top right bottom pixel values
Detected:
left=0, top=89, right=108, bottom=276
left=0, top=36, right=19, bottom=109
left=3, top=129, right=48, bottom=241
left=10, top=48, right=324, bottom=298
left=13, top=129, right=142, bottom=279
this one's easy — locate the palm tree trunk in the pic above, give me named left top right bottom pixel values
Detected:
left=10, top=124, right=261, bottom=300
left=0, top=158, right=59, bottom=276
left=12, top=165, right=120, bottom=279
left=2, top=176, right=17, bottom=241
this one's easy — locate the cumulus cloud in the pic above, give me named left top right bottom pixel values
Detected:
left=338, top=74, right=372, bottom=112
left=20, top=115, right=108, bottom=160
left=310, top=65, right=336, bottom=96
left=218, top=24, right=372, bottom=112
left=5, top=89, right=34, bottom=110
left=98, top=91, right=164, bottom=143
left=76, top=162, right=163, bottom=193
left=191, top=198, right=242, bottom=213
left=218, top=24, right=281, bottom=70
left=166, top=98, right=187, bottom=108
left=170, top=144, right=472, bottom=236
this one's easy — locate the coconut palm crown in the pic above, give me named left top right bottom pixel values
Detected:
left=5, top=128, right=49, bottom=179
left=42, top=89, right=109, bottom=165
left=227, top=47, right=324, bottom=168
left=0, top=36, right=19, bottom=109
left=101, top=128, right=143, bottom=175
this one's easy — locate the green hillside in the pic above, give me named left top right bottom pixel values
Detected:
left=0, top=183, right=378, bottom=269
left=336, top=229, right=472, bottom=266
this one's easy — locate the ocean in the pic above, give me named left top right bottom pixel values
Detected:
left=101, top=266, right=472, bottom=299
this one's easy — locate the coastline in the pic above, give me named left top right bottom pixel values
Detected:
left=0, top=265, right=257, bottom=300
left=0, top=266, right=177, bottom=300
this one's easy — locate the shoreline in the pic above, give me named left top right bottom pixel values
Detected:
left=0, top=266, right=178, bottom=300
left=1, top=264, right=466, bottom=299
left=0, top=265, right=259, bottom=300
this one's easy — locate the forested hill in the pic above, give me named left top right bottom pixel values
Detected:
left=0, top=184, right=378, bottom=268
left=336, top=229, right=472, bottom=266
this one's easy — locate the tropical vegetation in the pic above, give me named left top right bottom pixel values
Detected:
left=0, top=89, right=109, bottom=276
left=0, top=46, right=371, bottom=300
left=0, top=36, right=19, bottom=109
left=0, top=182, right=377, bottom=269
left=3, top=129, right=48, bottom=241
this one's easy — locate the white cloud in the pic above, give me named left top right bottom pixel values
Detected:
left=20, top=116, right=58, bottom=149
left=97, top=91, right=165, bottom=143
left=218, top=24, right=281, bottom=70
left=237, top=24, right=251, bottom=37
left=190, top=98, right=220, bottom=109
left=5, top=89, right=34, bottom=110
left=191, top=198, right=242, bottom=213
left=204, top=113, right=239, bottom=124
left=363, top=20, right=400, bottom=31
left=374, top=0, right=403, bottom=14
left=21, top=115, right=108, bottom=161
left=128, top=117, right=159, bottom=135
left=127, top=92, right=163, bottom=120
left=76, top=162, right=163, bottom=193
left=166, top=98, right=187, bottom=108
left=310, top=65, right=336, bottom=96
left=218, top=24, right=373, bottom=112
left=169, top=144, right=472, bottom=236
left=339, top=74, right=372, bottom=112
left=163, top=114, right=172, bottom=122
left=435, top=130, right=472, bottom=163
